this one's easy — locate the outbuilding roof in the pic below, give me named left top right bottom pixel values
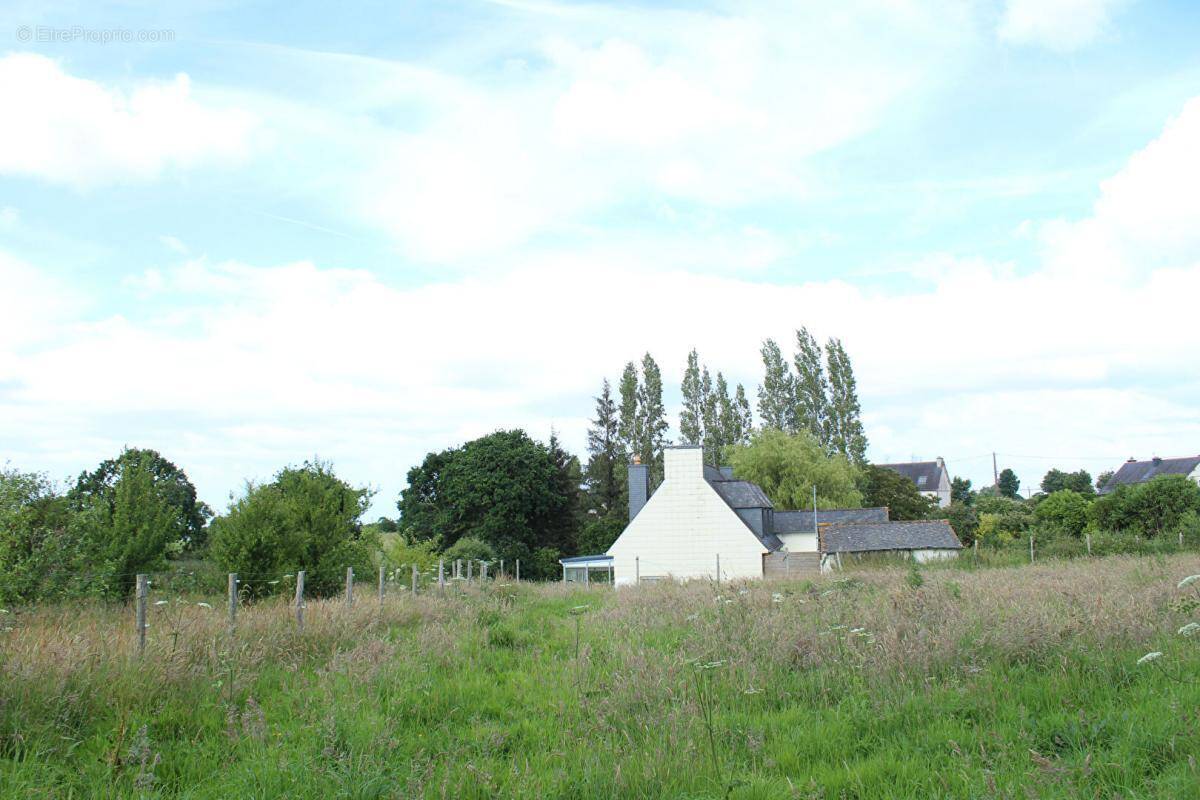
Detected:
left=772, top=507, right=889, bottom=533
left=819, top=520, right=962, bottom=554
left=710, top=480, right=775, bottom=510
left=1101, top=456, right=1200, bottom=494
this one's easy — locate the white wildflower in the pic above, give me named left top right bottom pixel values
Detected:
left=1179, top=622, right=1200, bottom=637
left=771, top=593, right=783, bottom=604
left=1178, top=575, right=1200, bottom=589
left=850, top=627, right=867, bottom=635
left=737, top=588, right=749, bottom=596
left=742, top=687, right=761, bottom=694
left=1137, top=651, right=1163, bottom=665
left=154, top=600, right=168, bottom=606
left=196, top=602, right=212, bottom=609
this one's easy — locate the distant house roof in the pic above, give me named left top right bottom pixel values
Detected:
left=819, top=520, right=962, bottom=554
left=1101, top=456, right=1200, bottom=494
left=772, top=507, right=890, bottom=533
left=877, top=460, right=945, bottom=491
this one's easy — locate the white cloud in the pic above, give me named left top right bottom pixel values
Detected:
left=0, top=53, right=258, bottom=187
left=997, top=0, right=1128, bottom=52
left=347, top=1, right=977, bottom=262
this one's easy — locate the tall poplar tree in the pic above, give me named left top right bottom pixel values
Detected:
left=757, top=338, right=795, bottom=432
left=679, top=349, right=704, bottom=446
left=617, top=361, right=640, bottom=460
left=584, top=378, right=623, bottom=517
left=793, top=327, right=830, bottom=446
left=700, top=366, right=721, bottom=464
left=637, top=353, right=669, bottom=486
left=734, top=383, right=754, bottom=445
left=825, top=337, right=868, bottom=465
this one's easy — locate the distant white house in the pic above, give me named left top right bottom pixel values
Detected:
left=878, top=457, right=952, bottom=508
left=1099, top=455, right=1200, bottom=494
left=590, top=446, right=962, bottom=586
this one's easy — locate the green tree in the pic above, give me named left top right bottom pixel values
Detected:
left=584, top=378, right=624, bottom=518
left=733, top=384, right=754, bottom=443
left=792, top=327, right=829, bottom=445
left=934, top=501, right=979, bottom=546
left=1090, top=475, right=1200, bottom=537
left=0, top=468, right=83, bottom=603
left=70, top=447, right=211, bottom=549
left=951, top=477, right=974, bottom=505
left=824, top=338, right=867, bottom=465
left=442, top=536, right=496, bottom=565
left=1041, top=468, right=1095, bottom=496
left=711, top=372, right=738, bottom=461
left=210, top=459, right=375, bottom=597
left=375, top=517, right=399, bottom=533
left=725, top=428, right=863, bottom=510
left=1095, top=470, right=1115, bottom=492
left=861, top=465, right=935, bottom=520
left=1034, top=490, right=1091, bottom=538
left=997, top=468, right=1021, bottom=499
left=679, top=349, right=704, bottom=446
left=757, top=338, right=795, bottom=432
left=617, top=362, right=640, bottom=460
left=75, top=450, right=188, bottom=597
left=700, top=366, right=723, bottom=465
left=637, top=353, right=669, bottom=486
left=577, top=515, right=624, bottom=555
left=397, top=430, right=578, bottom=579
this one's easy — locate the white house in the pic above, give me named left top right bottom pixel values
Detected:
left=599, top=446, right=962, bottom=586
left=1099, top=455, right=1200, bottom=494
left=877, top=458, right=952, bottom=508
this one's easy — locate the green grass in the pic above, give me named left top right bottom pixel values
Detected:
left=2, top=555, right=1200, bottom=798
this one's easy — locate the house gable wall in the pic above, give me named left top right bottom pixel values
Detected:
left=607, top=448, right=767, bottom=586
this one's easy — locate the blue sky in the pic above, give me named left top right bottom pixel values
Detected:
left=2, top=0, right=1200, bottom=516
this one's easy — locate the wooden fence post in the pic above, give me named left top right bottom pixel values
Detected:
left=482, top=562, right=488, bottom=581
left=295, top=570, right=305, bottom=631
left=499, top=559, right=504, bottom=579
left=438, top=559, right=445, bottom=589
left=411, top=564, right=418, bottom=594
left=227, top=573, right=238, bottom=626
left=378, top=565, right=385, bottom=602
left=346, top=567, right=354, bottom=605
left=1029, top=534, right=1035, bottom=564
left=515, top=559, right=520, bottom=583
left=467, top=560, right=473, bottom=582
left=715, top=554, right=720, bottom=585
left=635, top=556, right=639, bottom=584
left=136, top=574, right=148, bottom=654
left=1086, top=533, right=1091, bottom=556
left=455, top=559, right=461, bottom=579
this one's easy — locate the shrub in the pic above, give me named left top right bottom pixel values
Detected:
left=210, top=460, right=376, bottom=598
left=1034, top=490, right=1091, bottom=538
left=1090, top=475, right=1200, bottom=537
left=442, top=536, right=496, bottom=564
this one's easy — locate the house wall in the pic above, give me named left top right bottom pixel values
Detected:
left=776, top=532, right=818, bottom=552
left=607, top=448, right=767, bottom=586
left=1190, top=465, right=1200, bottom=487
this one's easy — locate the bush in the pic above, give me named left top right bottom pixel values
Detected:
left=576, top=515, right=624, bottom=555
left=210, top=460, right=377, bottom=598
left=1034, top=490, right=1091, bottom=538
left=1090, top=475, right=1200, bottom=537
left=442, top=536, right=496, bottom=565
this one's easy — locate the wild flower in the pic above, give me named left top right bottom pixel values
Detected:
left=1137, top=651, right=1163, bottom=665
left=1179, top=622, right=1200, bottom=637
left=771, top=593, right=783, bottom=604
left=155, top=600, right=169, bottom=606
left=197, top=602, right=212, bottom=609
left=737, top=588, right=749, bottom=596
left=1178, top=575, right=1200, bottom=589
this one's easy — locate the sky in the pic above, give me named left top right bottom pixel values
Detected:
left=2, top=0, right=1199, bottom=518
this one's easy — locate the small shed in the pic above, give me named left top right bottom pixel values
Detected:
left=819, top=519, right=962, bottom=571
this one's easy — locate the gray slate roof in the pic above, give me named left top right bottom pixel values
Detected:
left=772, top=507, right=889, bottom=533
left=819, top=520, right=962, bottom=554
left=877, top=461, right=944, bottom=491
left=1101, top=456, right=1200, bottom=494
left=710, top=480, right=774, bottom=510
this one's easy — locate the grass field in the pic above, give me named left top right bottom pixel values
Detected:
left=3, top=555, right=1200, bottom=799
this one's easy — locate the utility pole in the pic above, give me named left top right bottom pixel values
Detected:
left=993, top=452, right=1000, bottom=494
left=812, top=485, right=818, bottom=537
